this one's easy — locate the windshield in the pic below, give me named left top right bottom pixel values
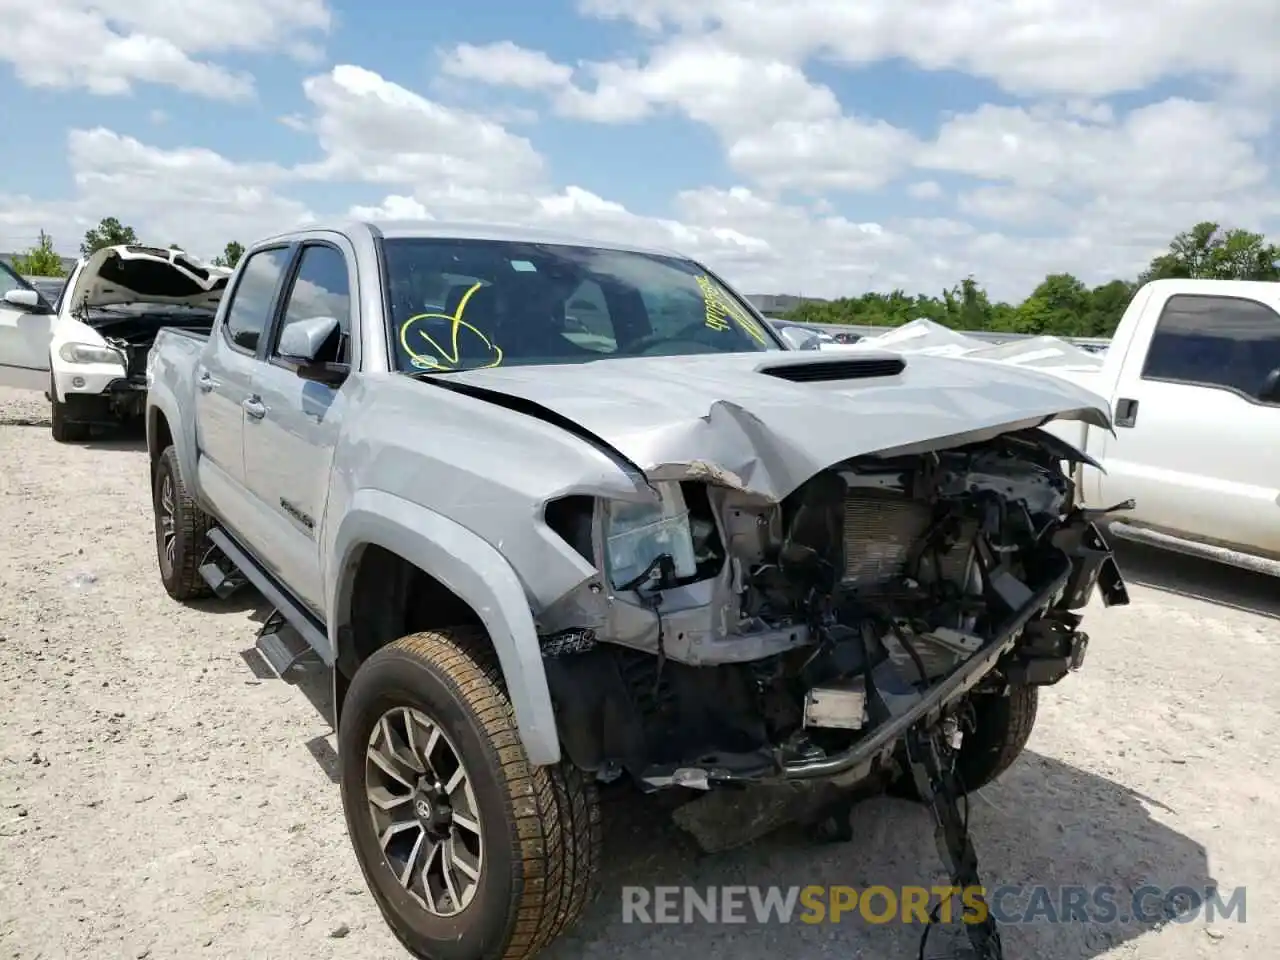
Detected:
left=381, top=237, right=780, bottom=373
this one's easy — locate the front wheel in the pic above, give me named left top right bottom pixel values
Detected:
left=49, top=375, right=90, bottom=443
left=892, top=685, right=1039, bottom=800
left=339, top=628, right=601, bottom=960
left=953, top=684, right=1039, bottom=793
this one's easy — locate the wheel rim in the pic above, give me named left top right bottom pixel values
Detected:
left=159, top=473, right=176, bottom=571
left=365, top=706, right=485, bottom=917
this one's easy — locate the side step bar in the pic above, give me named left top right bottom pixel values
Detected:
left=1107, top=521, right=1280, bottom=578
left=204, top=527, right=334, bottom=665
left=256, top=610, right=320, bottom=678
left=199, top=546, right=247, bottom=599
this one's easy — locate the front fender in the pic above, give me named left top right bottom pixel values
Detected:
left=329, top=489, right=561, bottom=766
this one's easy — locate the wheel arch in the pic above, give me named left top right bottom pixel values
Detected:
left=144, top=385, right=197, bottom=490
left=328, top=490, right=561, bottom=767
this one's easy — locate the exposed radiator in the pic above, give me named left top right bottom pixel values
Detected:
left=840, top=490, right=980, bottom=592
left=841, top=490, right=933, bottom=587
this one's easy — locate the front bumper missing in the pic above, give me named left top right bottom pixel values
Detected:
left=643, top=531, right=1123, bottom=791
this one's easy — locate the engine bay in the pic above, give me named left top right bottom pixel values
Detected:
left=541, top=426, right=1125, bottom=788
left=82, top=309, right=217, bottom=382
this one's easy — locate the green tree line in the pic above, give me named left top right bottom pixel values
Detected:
left=785, top=222, right=1279, bottom=338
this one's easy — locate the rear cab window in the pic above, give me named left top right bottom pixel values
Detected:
left=1142, top=294, right=1280, bottom=403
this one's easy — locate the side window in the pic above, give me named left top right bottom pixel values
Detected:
left=0, top=262, right=23, bottom=296
left=562, top=280, right=616, bottom=353
left=223, top=247, right=291, bottom=353
left=273, top=245, right=352, bottom=364
left=1142, top=294, right=1280, bottom=401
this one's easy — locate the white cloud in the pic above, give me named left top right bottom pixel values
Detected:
left=490, top=36, right=920, bottom=193
left=0, top=128, right=313, bottom=259
left=296, top=65, right=545, bottom=189
left=574, top=0, right=1280, bottom=97
left=0, top=0, right=331, bottom=99
left=920, top=98, right=1277, bottom=256
left=907, top=181, right=943, bottom=201
left=956, top=186, right=1070, bottom=226
left=440, top=41, right=574, bottom=89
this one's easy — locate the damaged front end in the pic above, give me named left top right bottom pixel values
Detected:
left=538, top=425, right=1129, bottom=794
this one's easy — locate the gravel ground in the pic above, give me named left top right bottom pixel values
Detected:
left=1, top=384, right=1276, bottom=960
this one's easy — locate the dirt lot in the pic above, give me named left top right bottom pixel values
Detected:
left=0, top=384, right=1276, bottom=960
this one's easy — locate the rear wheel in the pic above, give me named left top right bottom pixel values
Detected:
left=152, top=445, right=214, bottom=601
left=339, top=628, right=601, bottom=960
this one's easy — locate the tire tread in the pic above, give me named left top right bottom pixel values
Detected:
left=374, top=628, right=601, bottom=960
left=155, top=446, right=214, bottom=601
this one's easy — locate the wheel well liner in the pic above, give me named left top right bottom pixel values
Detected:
left=342, top=544, right=485, bottom=674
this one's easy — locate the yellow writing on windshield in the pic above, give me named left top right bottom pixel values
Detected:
left=695, top=275, right=768, bottom=345
left=399, top=281, right=504, bottom=371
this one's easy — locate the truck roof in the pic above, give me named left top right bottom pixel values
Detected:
left=254, top=219, right=689, bottom=261
left=1140, top=277, right=1280, bottom=301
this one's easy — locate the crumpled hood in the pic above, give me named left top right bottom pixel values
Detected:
left=446, top=349, right=1113, bottom=501
left=69, top=245, right=231, bottom=311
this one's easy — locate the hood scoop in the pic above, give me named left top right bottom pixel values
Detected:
left=758, top=356, right=906, bottom=383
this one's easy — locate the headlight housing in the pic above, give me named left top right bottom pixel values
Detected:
left=603, top=481, right=698, bottom=590
left=59, top=342, right=125, bottom=366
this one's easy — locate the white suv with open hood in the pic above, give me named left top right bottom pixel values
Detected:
left=0, top=244, right=230, bottom=442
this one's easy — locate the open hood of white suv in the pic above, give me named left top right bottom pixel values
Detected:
left=68, top=245, right=233, bottom=312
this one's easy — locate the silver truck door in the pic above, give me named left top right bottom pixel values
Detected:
left=0, top=262, right=56, bottom=390
left=194, top=246, right=292, bottom=521
left=243, top=240, right=355, bottom=613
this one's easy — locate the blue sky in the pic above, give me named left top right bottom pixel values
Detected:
left=2, top=0, right=1277, bottom=300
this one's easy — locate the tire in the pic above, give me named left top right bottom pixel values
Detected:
left=891, top=685, right=1039, bottom=800
left=954, top=684, right=1039, bottom=793
left=339, top=628, right=601, bottom=960
left=152, top=445, right=214, bottom=601
left=49, top=375, right=90, bottom=443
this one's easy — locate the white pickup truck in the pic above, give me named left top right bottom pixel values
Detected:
left=847, top=279, right=1280, bottom=577
left=1032, top=279, right=1280, bottom=576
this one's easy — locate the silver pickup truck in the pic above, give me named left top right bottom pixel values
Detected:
left=144, top=220, right=1129, bottom=960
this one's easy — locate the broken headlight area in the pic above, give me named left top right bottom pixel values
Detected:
left=540, top=428, right=1127, bottom=789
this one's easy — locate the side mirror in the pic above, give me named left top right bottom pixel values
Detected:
left=279, top=315, right=339, bottom=361
left=3, top=288, right=43, bottom=310
left=1260, top=367, right=1280, bottom=404
left=277, top=315, right=348, bottom=387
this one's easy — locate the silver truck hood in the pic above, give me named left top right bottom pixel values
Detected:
left=445, top=350, right=1112, bottom=501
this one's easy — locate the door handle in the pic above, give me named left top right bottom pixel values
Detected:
left=1114, top=398, right=1139, bottom=428
left=197, top=370, right=219, bottom=393
left=242, top=395, right=267, bottom=420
